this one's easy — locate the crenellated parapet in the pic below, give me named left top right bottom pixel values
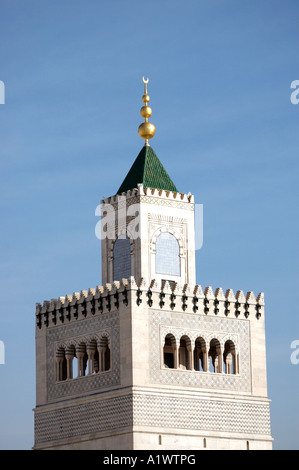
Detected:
left=102, top=183, right=194, bottom=206
left=36, top=277, right=265, bottom=330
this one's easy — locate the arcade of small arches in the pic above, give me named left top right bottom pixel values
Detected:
left=55, top=336, right=110, bottom=382
left=162, top=334, right=239, bottom=374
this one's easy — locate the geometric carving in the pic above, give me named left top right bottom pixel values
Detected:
left=34, top=394, right=133, bottom=445
left=34, top=392, right=271, bottom=446
left=133, top=394, right=271, bottom=435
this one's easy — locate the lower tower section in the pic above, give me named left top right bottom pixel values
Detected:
left=34, top=278, right=272, bottom=450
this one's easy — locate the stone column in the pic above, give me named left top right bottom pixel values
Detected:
left=187, top=344, right=193, bottom=370
left=215, top=345, right=223, bottom=373
left=87, top=342, right=97, bottom=375
left=173, top=343, right=178, bottom=369
left=98, top=347, right=106, bottom=372
left=203, top=347, right=208, bottom=372
left=65, top=348, right=74, bottom=379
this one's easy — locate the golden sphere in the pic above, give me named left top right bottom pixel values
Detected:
left=140, top=105, right=152, bottom=118
left=142, top=93, right=150, bottom=103
left=138, top=121, right=156, bottom=140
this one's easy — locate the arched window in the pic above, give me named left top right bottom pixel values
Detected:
left=155, top=232, right=180, bottom=276
left=56, top=337, right=112, bottom=381
left=113, top=236, right=131, bottom=281
left=72, top=356, right=78, bottom=378
left=208, top=338, right=222, bottom=373
left=179, top=335, right=192, bottom=370
left=87, top=339, right=98, bottom=375
left=163, top=334, right=177, bottom=369
left=98, top=336, right=110, bottom=372
left=194, top=337, right=207, bottom=371
left=223, top=340, right=237, bottom=374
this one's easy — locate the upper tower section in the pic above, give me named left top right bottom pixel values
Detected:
left=101, top=78, right=196, bottom=287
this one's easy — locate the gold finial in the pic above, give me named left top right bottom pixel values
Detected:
left=138, top=76, right=156, bottom=146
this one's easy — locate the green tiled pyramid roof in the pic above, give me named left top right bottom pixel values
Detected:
left=117, top=145, right=178, bottom=194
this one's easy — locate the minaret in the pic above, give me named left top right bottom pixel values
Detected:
left=34, top=76, right=272, bottom=451
left=101, top=77, right=196, bottom=286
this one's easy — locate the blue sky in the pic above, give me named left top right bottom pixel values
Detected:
left=0, top=0, right=298, bottom=449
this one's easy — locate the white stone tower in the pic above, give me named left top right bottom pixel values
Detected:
left=33, top=78, right=273, bottom=450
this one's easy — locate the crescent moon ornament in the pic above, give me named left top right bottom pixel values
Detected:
left=142, top=76, right=149, bottom=84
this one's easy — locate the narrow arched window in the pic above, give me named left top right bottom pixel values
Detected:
left=223, top=340, right=237, bottom=374
left=208, top=338, right=222, bottom=373
left=87, top=340, right=98, bottom=375
left=72, top=355, right=78, bottom=378
left=194, top=337, right=207, bottom=371
left=179, top=335, right=192, bottom=370
left=155, top=232, right=180, bottom=276
left=98, top=336, right=110, bottom=372
left=113, top=236, right=131, bottom=281
left=163, top=334, right=177, bottom=369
